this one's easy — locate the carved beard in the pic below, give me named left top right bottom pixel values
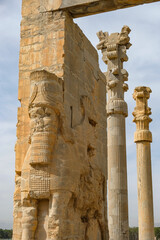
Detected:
left=29, top=106, right=58, bottom=165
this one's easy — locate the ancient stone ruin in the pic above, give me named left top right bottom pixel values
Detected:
left=13, top=0, right=156, bottom=239
left=133, top=87, right=154, bottom=240
left=97, top=26, right=131, bottom=240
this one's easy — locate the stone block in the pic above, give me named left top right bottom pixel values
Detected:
left=14, top=8, right=108, bottom=240
left=39, top=0, right=160, bottom=18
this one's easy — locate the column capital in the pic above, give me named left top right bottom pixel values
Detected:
left=97, top=25, right=131, bottom=64
left=97, top=26, right=131, bottom=117
left=133, top=86, right=152, bottom=143
left=133, top=86, right=152, bottom=101
left=133, top=86, right=152, bottom=122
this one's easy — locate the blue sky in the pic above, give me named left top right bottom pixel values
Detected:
left=0, top=0, right=160, bottom=229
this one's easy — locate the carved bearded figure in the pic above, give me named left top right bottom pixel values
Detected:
left=21, top=71, right=63, bottom=240
left=19, top=70, right=107, bottom=240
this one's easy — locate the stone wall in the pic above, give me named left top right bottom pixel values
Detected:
left=14, top=7, right=66, bottom=239
left=57, top=15, right=108, bottom=239
left=13, top=1, right=108, bottom=239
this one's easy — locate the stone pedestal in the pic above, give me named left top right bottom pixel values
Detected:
left=97, top=26, right=131, bottom=240
left=133, top=86, right=154, bottom=240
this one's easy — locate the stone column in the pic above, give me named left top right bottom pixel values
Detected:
left=133, top=86, right=155, bottom=240
left=97, top=26, right=131, bottom=240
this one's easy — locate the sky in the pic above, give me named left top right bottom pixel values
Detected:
left=0, top=0, right=160, bottom=229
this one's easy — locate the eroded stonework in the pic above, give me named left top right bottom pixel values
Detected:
left=97, top=26, right=131, bottom=240
left=38, top=0, right=160, bottom=17
left=13, top=4, right=108, bottom=239
left=133, top=87, right=154, bottom=240
left=13, top=0, right=158, bottom=239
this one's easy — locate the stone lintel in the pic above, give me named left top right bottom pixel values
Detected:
left=45, top=0, right=160, bottom=17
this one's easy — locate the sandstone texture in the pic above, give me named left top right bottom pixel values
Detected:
left=97, top=26, right=131, bottom=240
left=13, top=2, right=108, bottom=239
left=37, top=0, right=160, bottom=17
left=13, top=0, right=156, bottom=239
left=133, top=87, right=155, bottom=240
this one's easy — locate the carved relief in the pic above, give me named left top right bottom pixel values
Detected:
left=74, top=167, right=106, bottom=240
left=14, top=8, right=108, bottom=239
left=27, top=70, right=63, bottom=199
left=29, top=166, right=50, bottom=199
left=20, top=70, right=64, bottom=240
left=21, top=199, right=37, bottom=240
left=29, top=72, right=63, bottom=166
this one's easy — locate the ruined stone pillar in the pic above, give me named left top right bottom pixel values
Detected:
left=133, top=86, right=155, bottom=240
left=13, top=1, right=109, bottom=238
left=97, top=26, right=131, bottom=240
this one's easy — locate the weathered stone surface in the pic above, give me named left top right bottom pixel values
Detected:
left=133, top=87, right=154, bottom=240
left=38, top=0, right=160, bottom=17
left=97, top=26, right=131, bottom=240
left=13, top=3, right=108, bottom=239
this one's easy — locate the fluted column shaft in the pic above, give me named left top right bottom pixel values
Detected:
left=97, top=26, right=131, bottom=240
left=133, top=86, right=154, bottom=240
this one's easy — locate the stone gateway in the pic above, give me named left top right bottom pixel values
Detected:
left=13, top=0, right=156, bottom=239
